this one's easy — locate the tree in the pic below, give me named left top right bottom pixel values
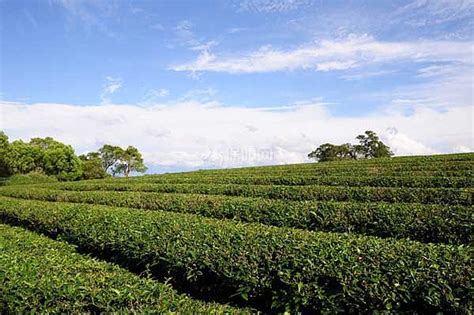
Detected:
left=334, top=143, right=357, bottom=160
left=30, top=137, right=83, bottom=181
left=0, top=131, right=10, bottom=176
left=354, top=130, right=393, bottom=159
left=308, top=130, right=392, bottom=162
left=308, top=143, right=356, bottom=162
left=79, top=153, right=109, bottom=180
left=2, top=136, right=83, bottom=181
left=98, top=145, right=123, bottom=173
left=29, top=137, right=60, bottom=150
left=0, top=132, right=147, bottom=180
left=4, top=140, right=43, bottom=174
left=114, top=146, right=147, bottom=177
left=308, top=143, right=336, bottom=162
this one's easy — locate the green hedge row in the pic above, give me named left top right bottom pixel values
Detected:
left=0, top=197, right=472, bottom=313
left=0, top=172, right=58, bottom=186
left=192, top=153, right=473, bottom=172
left=115, top=174, right=473, bottom=188
left=51, top=182, right=473, bottom=205
left=179, top=159, right=473, bottom=175
left=152, top=165, right=473, bottom=179
left=0, top=223, right=244, bottom=314
left=374, top=153, right=473, bottom=162
left=1, top=187, right=471, bottom=244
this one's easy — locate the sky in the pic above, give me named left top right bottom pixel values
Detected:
left=0, top=0, right=473, bottom=173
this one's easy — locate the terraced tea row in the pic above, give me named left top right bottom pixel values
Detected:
left=0, top=197, right=471, bottom=313
left=50, top=182, right=474, bottom=205
left=108, top=174, right=473, bottom=188
left=191, top=153, right=473, bottom=171
left=0, top=224, right=244, bottom=313
left=171, top=159, right=473, bottom=176
left=148, top=163, right=473, bottom=179
left=1, top=187, right=471, bottom=244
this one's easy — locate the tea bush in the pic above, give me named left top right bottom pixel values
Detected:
left=0, top=197, right=471, bottom=313
left=0, top=186, right=471, bottom=244
left=0, top=224, right=246, bottom=314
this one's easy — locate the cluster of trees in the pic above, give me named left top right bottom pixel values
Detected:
left=308, top=131, right=393, bottom=162
left=0, top=131, right=147, bottom=180
left=79, top=145, right=147, bottom=179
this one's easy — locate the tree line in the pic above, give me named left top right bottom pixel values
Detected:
left=0, top=131, right=147, bottom=180
left=308, top=130, right=393, bottom=162
left=0, top=130, right=392, bottom=181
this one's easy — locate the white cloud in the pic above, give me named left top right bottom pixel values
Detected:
left=416, top=64, right=459, bottom=78
left=100, top=76, right=122, bottom=104
left=315, top=60, right=357, bottom=72
left=139, top=88, right=170, bottom=106
left=171, top=34, right=473, bottom=74
left=392, top=67, right=473, bottom=108
left=227, top=27, right=247, bottom=34
left=341, top=70, right=396, bottom=81
left=392, top=0, right=474, bottom=28
left=455, top=145, right=474, bottom=153
left=173, top=20, right=216, bottom=52
left=239, top=0, right=309, bottom=13
left=1, top=100, right=472, bottom=170
left=152, top=88, right=170, bottom=97
left=180, top=88, right=218, bottom=102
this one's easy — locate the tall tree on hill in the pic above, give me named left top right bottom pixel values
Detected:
left=30, top=137, right=83, bottom=181
left=114, top=146, right=147, bottom=177
left=78, top=152, right=109, bottom=180
left=4, top=140, right=43, bottom=174
left=2, top=135, right=83, bottom=180
left=0, top=131, right=10, bottom=176
left=308, top=143, right=356, bottom=162
left=98, top=145, right=123, bottom=173
left=354, top=130, right=393, bottom=159
left=308, top=130, right=392, bottom=162
left=91, top=144, right=147, bottom=177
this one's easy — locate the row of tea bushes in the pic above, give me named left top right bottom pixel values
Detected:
left=1, top=187, right=471, bottom=244
left=51, top=182, right=474, bottom=205
left=114, top=154, right=473, bottom=180
left=0, top=224, right=245, bottom=314
left=110, top=174, right=473, bottom=188
left=146, top=165, right=474, bottom=179
left=166, top=159, right=473, bottom=176
left=0, top=197, right=471, bottom=313
left=190, top=153, right=473, bottom=169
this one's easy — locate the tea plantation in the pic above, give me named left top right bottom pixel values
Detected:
left=0, top=153, right=472, bottom=313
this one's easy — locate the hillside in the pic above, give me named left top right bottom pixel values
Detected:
left=0, top=153, right=472, bottom=313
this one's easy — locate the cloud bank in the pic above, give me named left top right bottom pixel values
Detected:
left=1, top=100, right=472, bottom=172
left=170, top=35, right=472, bottom=74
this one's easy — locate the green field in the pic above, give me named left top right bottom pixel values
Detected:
left=0, top=153, right=473, bottom=313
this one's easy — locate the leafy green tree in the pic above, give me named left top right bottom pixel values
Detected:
left=4, top=140, right=43, bottom=174
left=79, top=153, right=109, bottom=180
left=354, top=130, right=393, bottom=159
left=308, top=131, right=392, bottom=162
left=0, top=131, right=10, bottom=176
left=114, top=146, right=147, bottom=177
left=98, top=145, right=123, bottom=173
left=30, top=138, right=83, bottom=181
left=3, top=136, right=83, bottom=181
left=29, top=137, right=59, bottom=149
left=1, top=132, right=147, bottom=180
left=334, top=143, right=357, bottom=160
left=308, top=143, right=336, bottom=162
left=308, top=143, right=356, bottom=162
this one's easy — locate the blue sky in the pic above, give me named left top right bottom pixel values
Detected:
left=0, top=0, right=473, bottom=172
